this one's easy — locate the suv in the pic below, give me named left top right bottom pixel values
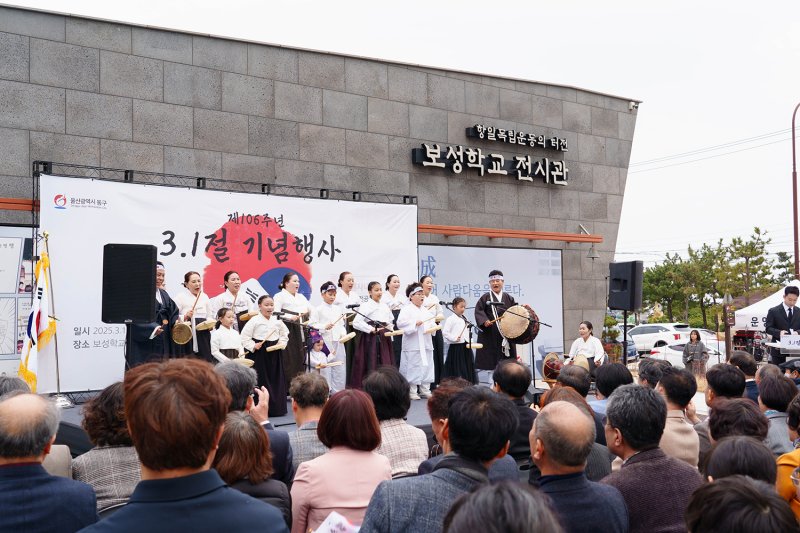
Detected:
left=628, top=323, right=690, bottom=354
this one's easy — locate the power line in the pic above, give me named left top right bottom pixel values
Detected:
left=628, top=138, right=790, bottom=174
left=629, top=128, right=792, bottom=167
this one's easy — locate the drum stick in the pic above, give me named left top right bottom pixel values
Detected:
left=457, top=322, right=468, bottom=339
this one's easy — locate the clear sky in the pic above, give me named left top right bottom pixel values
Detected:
left=9, top=0, right=800, bottom=266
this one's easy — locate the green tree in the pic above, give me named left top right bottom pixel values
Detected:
left=642, top=253, right=684, bottom=321
left=727, top=227, right=775, bottom=304
left=775, top=251, right=795, bottom=284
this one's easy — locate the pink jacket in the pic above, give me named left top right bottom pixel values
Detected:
left=290, top=446, right=391, bottom=533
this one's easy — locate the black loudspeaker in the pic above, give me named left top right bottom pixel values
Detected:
left=102, top=244, right=157, bottom=323
left=608, top=261, right=643, bottom=311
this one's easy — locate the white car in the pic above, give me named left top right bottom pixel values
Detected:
left=627, top=323, right=691, bottom=353
left=646, top=343, right=725, bottom=370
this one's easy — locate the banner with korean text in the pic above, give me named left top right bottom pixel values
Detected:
left=39, top=175, right=418, bottom=392
left=418, top=245, right=564, bottom=377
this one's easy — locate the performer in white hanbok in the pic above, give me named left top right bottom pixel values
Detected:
left=334, top=271, right=362, bottom=386
left=352, top=281, right=395, bottom=388
left=273, top=272, right=311, bottom=387
left=174, top=271, right=213, bottom=362
left=240, top=295, right=290, bottom=417
left=210, top=308, right=245, bottom=363
left=397, top=283, right=435, bottom=400
left=209, top=270, right=257, bottom=332
left=310, top=281, right=348, bottom=393
left=381, top=274, right=406, bottom=368
left=442, top=297, right=478, bottom=384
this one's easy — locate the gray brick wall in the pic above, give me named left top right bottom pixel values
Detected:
left=0, top=6, right=639, bottom=350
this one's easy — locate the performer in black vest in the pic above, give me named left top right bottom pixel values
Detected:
left=127, top=261, right=179, bottom=368
left=474, top=269, right=518, bottom=371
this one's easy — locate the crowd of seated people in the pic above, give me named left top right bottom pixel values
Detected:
left=5, top=351, right=800, bottom=533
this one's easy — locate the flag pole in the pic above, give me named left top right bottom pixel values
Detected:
left=43, top=231, right=72, bottom=409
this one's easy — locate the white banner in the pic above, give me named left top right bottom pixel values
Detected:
left=418, top=245, right=564, bottom=377
left=39, top=175, right=418, bottom=392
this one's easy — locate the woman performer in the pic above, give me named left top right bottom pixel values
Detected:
left=174, top=271, right=213, bottom=362
left=241, top=295, right=289, bottom=417
left=397, top=282, right=435, bottom=400
left=352, top=281, right=395, bottom=388
left=273, top=272, right=311, bottom=387
left=210, top=308, right=245, bottom=364
left=682, top=329, right=709, bottom=382
left=209, top=270, right=257, bottom=332
left=381, top=274, right=406, bottom=368
left=442, top=297, right=478, bottom=384
left=567, top=321, right=606, bottom=377
left=310, top=281, right=347, bottom=393
left=334, top=271, right=361, bottom=386
left=420, top=275, right=444, bottom=387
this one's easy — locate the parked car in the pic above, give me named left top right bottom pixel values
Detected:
left=627, top=323, right=691, bottom=353
left=646, top=343, right=725, bottom=370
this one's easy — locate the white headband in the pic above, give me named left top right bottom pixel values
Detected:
left=156, top=264, right=165, bottom=271
left=409, top=286, right=424, bottom=296
left=489, top=275, right=503, bottom=281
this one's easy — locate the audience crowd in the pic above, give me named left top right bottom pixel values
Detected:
left=4, top=347, right=800, bottom=533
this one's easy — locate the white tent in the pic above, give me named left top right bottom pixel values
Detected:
left=734, top=280, right=800, bottom=331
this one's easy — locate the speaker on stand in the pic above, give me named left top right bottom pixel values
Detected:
left=101, top=244, right=157, bottom=369
left=608, top=261, right=643, bottom=365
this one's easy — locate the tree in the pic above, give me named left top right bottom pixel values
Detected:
left=775, top=251, right=795, bottom=285
left=727, top=228, right=775, bottom=304
left=642, top=254, right=685, bottom=321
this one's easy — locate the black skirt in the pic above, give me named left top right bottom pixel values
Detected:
left=281, top=320, right=306, bottom=388
left=343, top=320, right=361, bottom=387
left=193, top=318, right=213, bottom=363
left=247, top=338, right=287, bottom=417
left=443, top=343, right=477, bottom=385
left=351, top=331, right=395, bottom=389
left=432, top=329, right=444, bottom=386
left=391, top=309, right=402, bottom=368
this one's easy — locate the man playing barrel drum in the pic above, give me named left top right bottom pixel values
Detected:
left=474, top=270, right=536, bottom=372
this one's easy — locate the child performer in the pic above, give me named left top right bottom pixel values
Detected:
left=308, top=332, right=334, bottom=387
left=442, top=297, right=478, bottom=384
left=397, top=282, right=435, bottom=400
left=352, top=281, right=395, bottom=388
left=240, top=295, right=289, bottom=417
left=210, top=308, right=245, bottom=364
left=309, top=282, right=347, bottom=393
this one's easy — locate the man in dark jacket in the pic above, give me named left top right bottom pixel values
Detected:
left=765, top=285, right=800, bottom=365
left=601, top=384, right=702, bottom=533
left=492, top=359, right=536, bottom=461
left=532, top=400, right=628, bottom=533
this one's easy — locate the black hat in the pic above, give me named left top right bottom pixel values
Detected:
left=779, top=359, right=800, bottom=372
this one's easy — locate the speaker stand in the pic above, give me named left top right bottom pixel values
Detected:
left=622, top=310, right=629, bottom=366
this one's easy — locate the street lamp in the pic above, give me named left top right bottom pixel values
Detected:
left=792, top=102, right=800, bottom=280
left=723, top=292, right=734, bottom=360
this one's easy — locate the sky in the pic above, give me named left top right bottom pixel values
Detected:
left=8, top=0, right=800, bottom=267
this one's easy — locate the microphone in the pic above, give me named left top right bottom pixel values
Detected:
left=487, top=301, right=505, bottom=306
left=280, top=309, right=299, bottom=315
left=439, top=301, right=450, bottom=306
left=346, top=303, right=361, bottom=309
left=273, top=311, right=285, bottom=317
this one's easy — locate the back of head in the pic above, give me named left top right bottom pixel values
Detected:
left=657, top=366, right=697, bottom=408
left=0, top=393, right=59, bottom=459
left=0, top=376, right=30, bottom=396
left=289, top=372, right=329, bottom=409
left=443, top=481, right=564, bottom=533
left=686, top=475, right=799, bottom=533
left=426, top=377, right=472, bottom=420
left=758, top=374, right=798, bottom=412
left=214, top=361, right=257, bottom=412
left=448, top=386, right=518, bottom=462
left=533, top=401, right=595, bottom=467
left=637, top=359, right=664, bottom=388
left=708, top=398, right=769, bottom=442
left=595, top=363, right=634, bottom=398
left=82, top=381, right=131, bottom=447
left=317, top=389, right=381, bottom=452
left=787, top=395, right=800, bottom=433
left=605, top=384, right=667, bottom=451
left=556, top=365, right=591, bottom=397
left=704, top=436, right=776, bottom=485
left=492, top=360, right=532, bottom=399
left=706, top=364, right=746, bottom=399
left=213, top=411, right=273, bottom=485
left=363, top=366, right=410, bottom=421
left=728, top=350, right=757, bottom=377
left=540, top=386, right=595, bottom=420
left=125, top=359, right=231, bottom=471
left=756, top=364, right=782, bottom=382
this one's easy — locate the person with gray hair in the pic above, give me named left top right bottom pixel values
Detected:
left=214, top=361, right=295, bottom=487
left=601, top=384, right=702, bottom=533
left=0, top=375, right=30, bottom=396
left=288, top=373, right=330, bottom=469
left=0, top=392, right=97, bottom=531
left=531, top=401, right=628, bottom=533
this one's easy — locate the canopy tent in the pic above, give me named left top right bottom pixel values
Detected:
left=734, top=280, right=800, bottom=331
